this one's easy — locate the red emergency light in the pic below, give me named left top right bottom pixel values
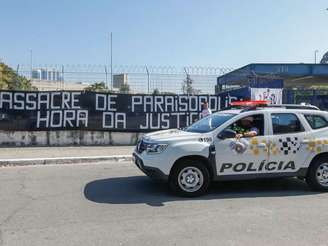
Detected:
left=230, top=100, right=268, bottom=107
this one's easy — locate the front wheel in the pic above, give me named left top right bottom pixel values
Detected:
left=306, top=158, right=328, bottom=191
left=169, top=160, right=210, bottom=197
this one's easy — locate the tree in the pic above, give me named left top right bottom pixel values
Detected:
left=182, top=74, right=197, bottom=95
left=119, top=83, right=130, bottom=93
left=152, top=88, right=160, bottom=95
left=0, top=62, right=34, bottom=90
left=321, top=51, right=328, bottom=64
left=161, top=91, right=176, bottom=95
left=84, top=82, right=109, bottom=92
left=152, top=88, right=176, bottom=95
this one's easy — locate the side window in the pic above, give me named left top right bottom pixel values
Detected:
left=304, top=115, right=328, bottom=129
left=226, top=114, right=264, bottom=136
left=271, top=113, right=304, bottom=134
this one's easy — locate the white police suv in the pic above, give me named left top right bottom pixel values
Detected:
left=133, top=101, right=328, bottom=197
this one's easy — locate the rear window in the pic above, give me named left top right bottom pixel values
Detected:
left=271, top=113, right=304, bottom=134
left=304, top=115, right=328, bottom=129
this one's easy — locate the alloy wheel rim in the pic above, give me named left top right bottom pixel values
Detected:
left=178, top=166, right=204, bottom=193
left=316, top=163, right=328, bottom=187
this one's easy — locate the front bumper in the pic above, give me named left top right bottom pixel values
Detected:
left=132, top=153, right=168, bottom=182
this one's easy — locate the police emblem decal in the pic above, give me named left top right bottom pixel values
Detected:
left=229, top=139, right=249, bottom=154
left=278, top=137, right=301, bottom=155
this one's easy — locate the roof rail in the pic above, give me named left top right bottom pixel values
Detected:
left=228, top=101, right=319, bottom=111
left=267, top=104, right=319, bottom=110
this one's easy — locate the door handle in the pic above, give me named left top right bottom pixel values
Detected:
left=257, top=143, right=267, bottom=148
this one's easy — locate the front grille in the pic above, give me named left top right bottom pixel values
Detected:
left=137, top=140, right=147, bottom=153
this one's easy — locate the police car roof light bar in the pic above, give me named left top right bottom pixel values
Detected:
left=230, top=100, right=268, bottom=107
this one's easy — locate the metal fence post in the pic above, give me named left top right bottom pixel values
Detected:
left=145, top=66, right=150, bottom=94
left=105, top=66, right=108, bottom=89
left=61, top=65, right=65, bottom=90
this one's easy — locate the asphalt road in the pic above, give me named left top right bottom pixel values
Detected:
left=1, top=161, right=328, bottom=246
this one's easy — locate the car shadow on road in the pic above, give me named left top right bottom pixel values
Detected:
left=83, top=175, right=320, bottom=207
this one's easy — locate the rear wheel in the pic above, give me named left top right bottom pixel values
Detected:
left=306, top=158, right=328, bottom=191
left=169, top=160, right=210, bottom=197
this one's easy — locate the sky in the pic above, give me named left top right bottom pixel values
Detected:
left=0, top=0, right=328, bottom=69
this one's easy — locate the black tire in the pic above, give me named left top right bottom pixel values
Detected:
left=306, top=157, right=328, bottom=192
left=169, top=159, right=210, bottom=197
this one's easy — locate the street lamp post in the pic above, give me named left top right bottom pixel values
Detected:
left=110, top=32, right=113, bottom=91
left=30, top=49, right=33, bottom=79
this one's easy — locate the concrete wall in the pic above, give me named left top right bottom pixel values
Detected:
left=0, top=130, right=145, bottom=147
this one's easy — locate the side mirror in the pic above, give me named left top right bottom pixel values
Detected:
left=217, top=129, right=236, bottom=139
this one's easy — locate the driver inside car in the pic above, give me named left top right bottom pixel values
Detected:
left=232, top=116, right=259, bottom=139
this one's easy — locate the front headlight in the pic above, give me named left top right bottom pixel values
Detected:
left=146, top=143, right=168, bottom=154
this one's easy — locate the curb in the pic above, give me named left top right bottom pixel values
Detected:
left=0, top=155, right=133, bottom=167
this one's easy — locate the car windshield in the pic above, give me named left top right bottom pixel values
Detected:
left=184, top=113, right=236, bottom=133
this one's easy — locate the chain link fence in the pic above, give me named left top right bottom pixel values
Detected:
left=12, top=64, right=233, bottom=94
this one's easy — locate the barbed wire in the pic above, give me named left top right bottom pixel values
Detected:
left=3, top=63, right=292, bottom=94
left=13, top=64, right=234, bottom=75
left=3, top=63, right=303, bottom=94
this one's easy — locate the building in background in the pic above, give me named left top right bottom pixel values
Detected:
left=30, top=80, right=89, bottom=91
left=30, top=68, right=89, bottom=91
left=216, top=63, right=328, bottom=109
left=216, top=63, right=328, bottom=92
left=32, top=68, right=61, bottom=81
left=113, top=74, right=128, bottom=89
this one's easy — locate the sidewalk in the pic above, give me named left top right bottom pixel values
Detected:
left=0, top=146, right=135, bottom=166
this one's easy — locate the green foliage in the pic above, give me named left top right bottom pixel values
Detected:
left=119, top=83, right=130, bottom=93
left=152, top=88, right=176, bottom=95
left=321, top=52, right=328, bottom=64
left=161, top=91, right=176, bottom=95
left=181, top=74, right=201, bottom=94
left=152, top=88, right=160, bottom=95
left=84, top=82, right=130, bottom=93
left=0, top=62, right=34, bottom=90
left=182, top=74, right=194, bottom=94
left=84, top=82, right=109, bottom=92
